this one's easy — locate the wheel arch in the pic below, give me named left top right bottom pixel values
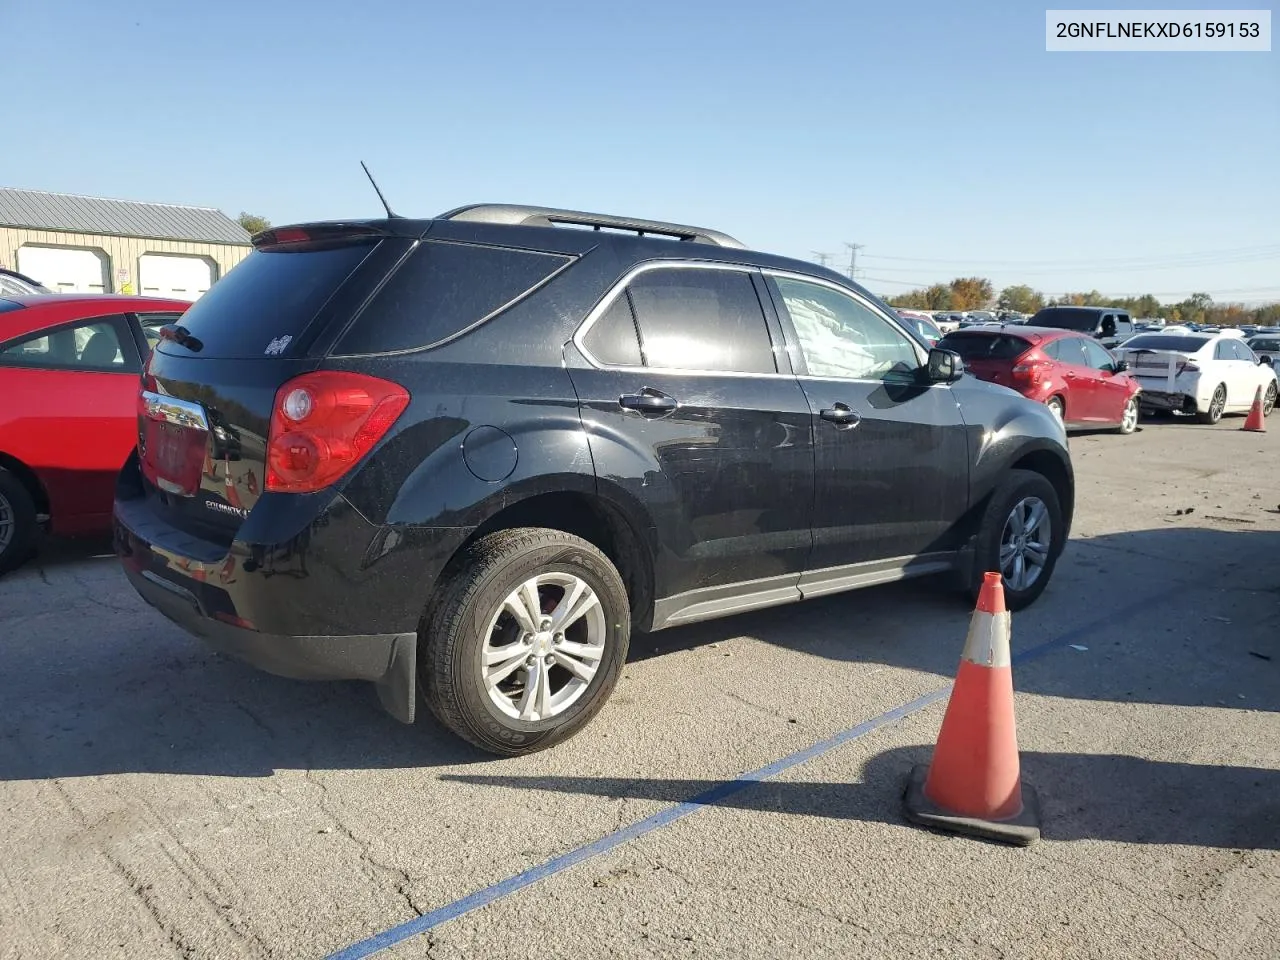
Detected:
left=437, top=485, right=656, bottom=633
left=0, top=452, right=50, bottom=520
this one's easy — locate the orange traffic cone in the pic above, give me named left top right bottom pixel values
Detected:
left=1242, top=385, right=1266, bottom=433
left=224, top=457, right=244, bottom=510
left=903, top=572, right=1041, bottom=845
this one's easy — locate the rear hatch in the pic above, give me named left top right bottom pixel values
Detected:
left=937, top=331, right=1034, bottom=389
left=1114, top=335, right=1210, bottom=392
left=137, top=226, right=412, bottom=546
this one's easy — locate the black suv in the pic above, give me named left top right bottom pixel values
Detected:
left=1028, top=306, right=1135, bottom=348
left=114, top=204, right=1073, bottom=756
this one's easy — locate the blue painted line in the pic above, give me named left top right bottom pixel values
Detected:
left=326, top=587, right=1176, bottom=960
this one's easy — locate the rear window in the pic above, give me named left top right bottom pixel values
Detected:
left=334, top=240, right=571, bottom=354
left=1029, top=307, right=1100, bottom=331
left=937, top=332, right=1031, bottom=361
left=162, top=243, right=375, bottom=359
left=1121, top=335, right=1210, bottom=352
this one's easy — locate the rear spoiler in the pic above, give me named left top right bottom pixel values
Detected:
left=252, top=223, right=394, bottom=248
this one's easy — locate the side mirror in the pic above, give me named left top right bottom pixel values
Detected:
left=926, top=348, right=964, bottom=383
left=1113, top=359, right=1130, bottom=373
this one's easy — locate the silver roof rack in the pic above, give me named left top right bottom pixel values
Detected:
left=435, top=203, right=745, bottom=248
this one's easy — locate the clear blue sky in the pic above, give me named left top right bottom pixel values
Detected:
left=5, top=0, right=1278, bottom=303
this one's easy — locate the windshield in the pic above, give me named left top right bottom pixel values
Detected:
left=1249, top=338, right=1280, bottom=351
left=1120, top=334, right=1210, bottom=352
left=1029, top=307, right=1101, bottom=331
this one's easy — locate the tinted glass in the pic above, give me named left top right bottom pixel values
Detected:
left=0, top=315, right=138, bottom=372
left=936, top=332, right=1032, bottom=361
left=167, top=243, right=375, bottom=359
left=1081, top=338, right=1116, bottom=369
left=1228, top=340, right=1255, bottom=361
left=1214, top=341, right=1234, bottom=360
left=1030, top=307, right=1101, bottom=331
left=627, top=269, right=775, bottom=374
left=583, top=292, right=642, bottom=366
left=0, top=299, right=25, bottom=314
left=337, top=240, right=571, bottom=355
left=1054, top=338, right=1089, bottom=366
left=1121, top=335, right=1210, bottom=353
left=1249, top=338, right=1280, bottom=352
left=1040, top=340, right=1060, bottom=361
left=773, top=277, right=919, bottom=380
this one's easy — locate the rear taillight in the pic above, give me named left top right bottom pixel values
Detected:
left=1179, top=361, right=1200, bottom=373
left=1012, top=360, right=1047, bottom=384
left=265, top=372, right=410, bottom=493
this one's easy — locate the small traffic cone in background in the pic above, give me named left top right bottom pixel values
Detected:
left=224, top=457, right=244, bottom=510
left=903, top=572, right=1041, bottom=845
left=1242, top=385, right=1266, bottom=433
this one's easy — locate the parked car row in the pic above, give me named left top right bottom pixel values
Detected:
left=2, top=205, right=1274, bottom=756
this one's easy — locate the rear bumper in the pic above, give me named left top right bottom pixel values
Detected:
left=123, top=561, right=418, bottom=722
left=113, top=451, right=475, bottom=724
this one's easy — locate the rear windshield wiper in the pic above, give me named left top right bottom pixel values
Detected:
left=159, top=323, right=204, bottom=353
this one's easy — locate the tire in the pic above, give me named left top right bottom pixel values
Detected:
left=1197, top=384, right=1227, bottom=424
left=1263, top=381, right=1277, bottom=418
left=1115, top=396, right=1140, bottom=435
left=420, top=527, right=630, bottom=756
left=969, top=469, right=1065, bottom=611
left=0, top=469, right=38, bottom=577
left=1045, top=396, right=1065, bottom=423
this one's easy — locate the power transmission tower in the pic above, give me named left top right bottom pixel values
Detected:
left=811, top=251, right=834, bottom=269
left=844, top=242, right=865, bottom=281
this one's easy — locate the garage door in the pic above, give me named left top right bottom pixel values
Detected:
left=138, top=254, right=214, bottom=301
left=16, top=246, right=108, bottom=294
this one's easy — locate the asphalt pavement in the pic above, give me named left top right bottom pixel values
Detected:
left=1, top=415, right=1277, bottom=960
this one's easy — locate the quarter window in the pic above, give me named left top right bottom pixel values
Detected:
left=771, top=277, right=919, bottom=380
left=582, top=292, right=642, bottom=366
left=623, top=268, right=776, bottom=374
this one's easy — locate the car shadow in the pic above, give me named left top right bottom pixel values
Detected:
left=0, top=525, right=1275, bottom=781
left=442, top=744, right=1280, bottom=851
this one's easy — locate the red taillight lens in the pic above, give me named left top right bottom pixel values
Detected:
left=265, top=372, right=409, bottom=493
left=1012, top=361, right=1046, bottom=384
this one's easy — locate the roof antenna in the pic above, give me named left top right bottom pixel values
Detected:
left=360, top=161, right=401, bottom=219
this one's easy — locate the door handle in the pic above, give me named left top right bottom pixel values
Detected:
left=619, top=388, right=677, bottom=417
left=820, top=403, right=861, bottom=428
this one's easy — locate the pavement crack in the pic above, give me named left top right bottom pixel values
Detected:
left=775, top=892, right=873, bottom=934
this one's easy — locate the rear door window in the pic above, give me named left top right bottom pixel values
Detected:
left=335, top=240, right=572, bottom=355
left=162, top=243, right=377, bottom=359
left=625, top=268, right=776, bottom=374
left=0, top=314, right=140, bottom=373
left=1055, top=338, right=1090, bottom=367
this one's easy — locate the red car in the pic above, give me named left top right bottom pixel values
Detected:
left=0, top=294, right=191, bottom=573
left=937, top=325, right=1142, bottom=434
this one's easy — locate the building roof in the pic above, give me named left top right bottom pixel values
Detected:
left=0, top=188, right=252, bottom=245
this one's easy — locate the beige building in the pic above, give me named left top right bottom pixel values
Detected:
left=0, top=187, right=253, bottom=301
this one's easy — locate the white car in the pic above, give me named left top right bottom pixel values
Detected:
left=1115, top=331, right=1278, bottom=424
left=1248, top=334, right=1280, bottom=368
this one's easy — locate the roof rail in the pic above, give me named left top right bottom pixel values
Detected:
left=435, top=203, right=745, bottom=249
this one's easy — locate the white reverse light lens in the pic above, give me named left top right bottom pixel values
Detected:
left=282, top=388, right=314, bottom=422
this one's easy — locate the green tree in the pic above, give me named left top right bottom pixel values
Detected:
left=237, top=212, right=271, bottom=235
left=996, top=285, right=1044, bottom=314
left=949, top=277, right=994, bottom=311
left=888, top=289, right=930, bottom=309
left=923, top=283, right=953, bottom=310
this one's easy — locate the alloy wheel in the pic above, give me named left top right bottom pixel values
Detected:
left=1121, top=398, right=1139, bottom=433
left=482, top=572, right=607, bottom=722
left=1000, top=496, right=1051, bottom=592
left=0, top=491, right=13, bottom=552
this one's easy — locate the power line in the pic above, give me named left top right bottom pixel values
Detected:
left=860, top=243, right=1280, bottom=268
left=811, top=251, right=834, bottom=269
